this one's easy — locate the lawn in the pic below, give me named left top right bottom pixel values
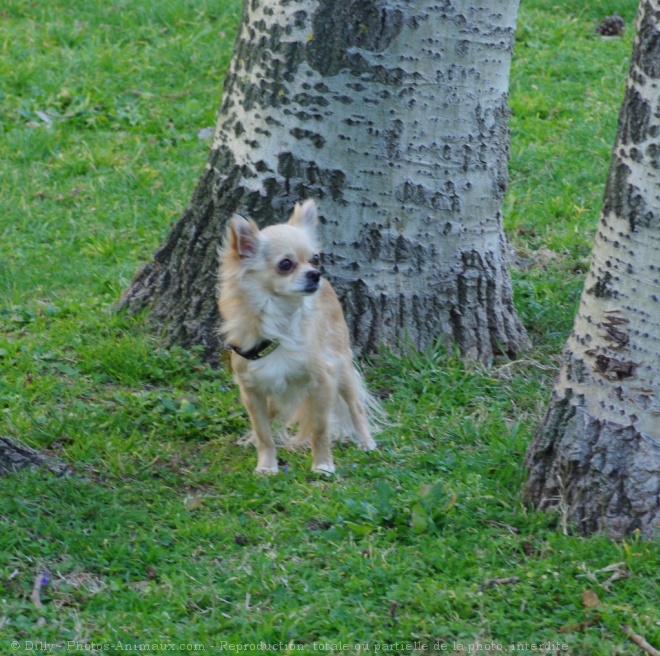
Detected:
left=1, top=0, right=657, bottom=653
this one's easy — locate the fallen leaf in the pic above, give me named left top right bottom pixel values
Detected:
left=197, top=126, right=215, bottom=142
left=35, top=110, right=53, bottom=125
left=582, top=589, right=602, bottom=608
left=183, top=496, right=203, bottom=511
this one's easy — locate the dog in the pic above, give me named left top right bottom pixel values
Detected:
left=218, top=199, right=380, bottom=474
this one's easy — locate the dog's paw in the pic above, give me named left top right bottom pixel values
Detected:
left=312, top=461, right=336, bottom=475
left=256, top=448, right=278, bottom=474
left=255, top=465, right=279, bottom=475
left=255, top=461, right=279, bottom=474
left=358, top=438, right=378, bottom=451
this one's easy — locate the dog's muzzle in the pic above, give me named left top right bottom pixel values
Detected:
left=304, top=270, right=321, bottom=293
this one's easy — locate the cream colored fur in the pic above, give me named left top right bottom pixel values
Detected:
left=218, top=199, right=381, bottom=474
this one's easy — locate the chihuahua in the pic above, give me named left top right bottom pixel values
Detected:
left=218, top=199, right=380, bottom=474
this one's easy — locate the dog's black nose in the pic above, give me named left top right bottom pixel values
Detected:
left=306, top=270, right=321, bottom=283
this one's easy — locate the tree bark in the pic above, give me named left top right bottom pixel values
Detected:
left=524, top=0, right=660, bottom=539
left=119, top=0, right=528, bottom=363
left=0, top=437, right=70, bottom=478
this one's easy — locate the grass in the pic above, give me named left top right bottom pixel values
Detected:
left=1, top=0, right=657, bottom=652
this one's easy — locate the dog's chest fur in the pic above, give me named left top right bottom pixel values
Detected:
left=235, top=295, right=320, bottom=401
left=242, top=344, right=310, bottom=395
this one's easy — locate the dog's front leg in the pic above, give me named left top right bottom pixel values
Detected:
left=239, top=385, right=278, bottom=474
left=301, top=382, right=335, bottom=475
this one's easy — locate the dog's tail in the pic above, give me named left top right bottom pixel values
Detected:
left=326, top=364, right=388, bottom=448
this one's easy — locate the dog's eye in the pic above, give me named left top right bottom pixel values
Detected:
left=277, top=258, right=294, bottom=273
left=310, top=254, right=320, bottom=267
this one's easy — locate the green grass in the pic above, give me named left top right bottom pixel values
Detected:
left=1, top=0, right=657, bottom=653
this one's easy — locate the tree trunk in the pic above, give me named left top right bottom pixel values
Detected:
left=119, top=0, right=527, bottom=363
left=0, top=437, right=70, bottom=478
left=524, top=0, right=660, bottom=539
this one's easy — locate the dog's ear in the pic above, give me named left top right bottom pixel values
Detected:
left=288, top=199, right=318, bottom=233
left=227, top=215, right=260, bottom=258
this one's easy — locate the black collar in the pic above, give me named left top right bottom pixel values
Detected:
left=226, top=339, right=280, bottom=361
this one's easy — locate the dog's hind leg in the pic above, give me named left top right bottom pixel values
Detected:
left=339, top=363, right=378, bottom=451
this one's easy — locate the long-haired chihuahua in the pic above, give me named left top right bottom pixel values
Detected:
left=218, top=199, right=381, bottom=474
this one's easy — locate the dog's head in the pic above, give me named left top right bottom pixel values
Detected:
left=222, top=199, right=322, bottom=300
